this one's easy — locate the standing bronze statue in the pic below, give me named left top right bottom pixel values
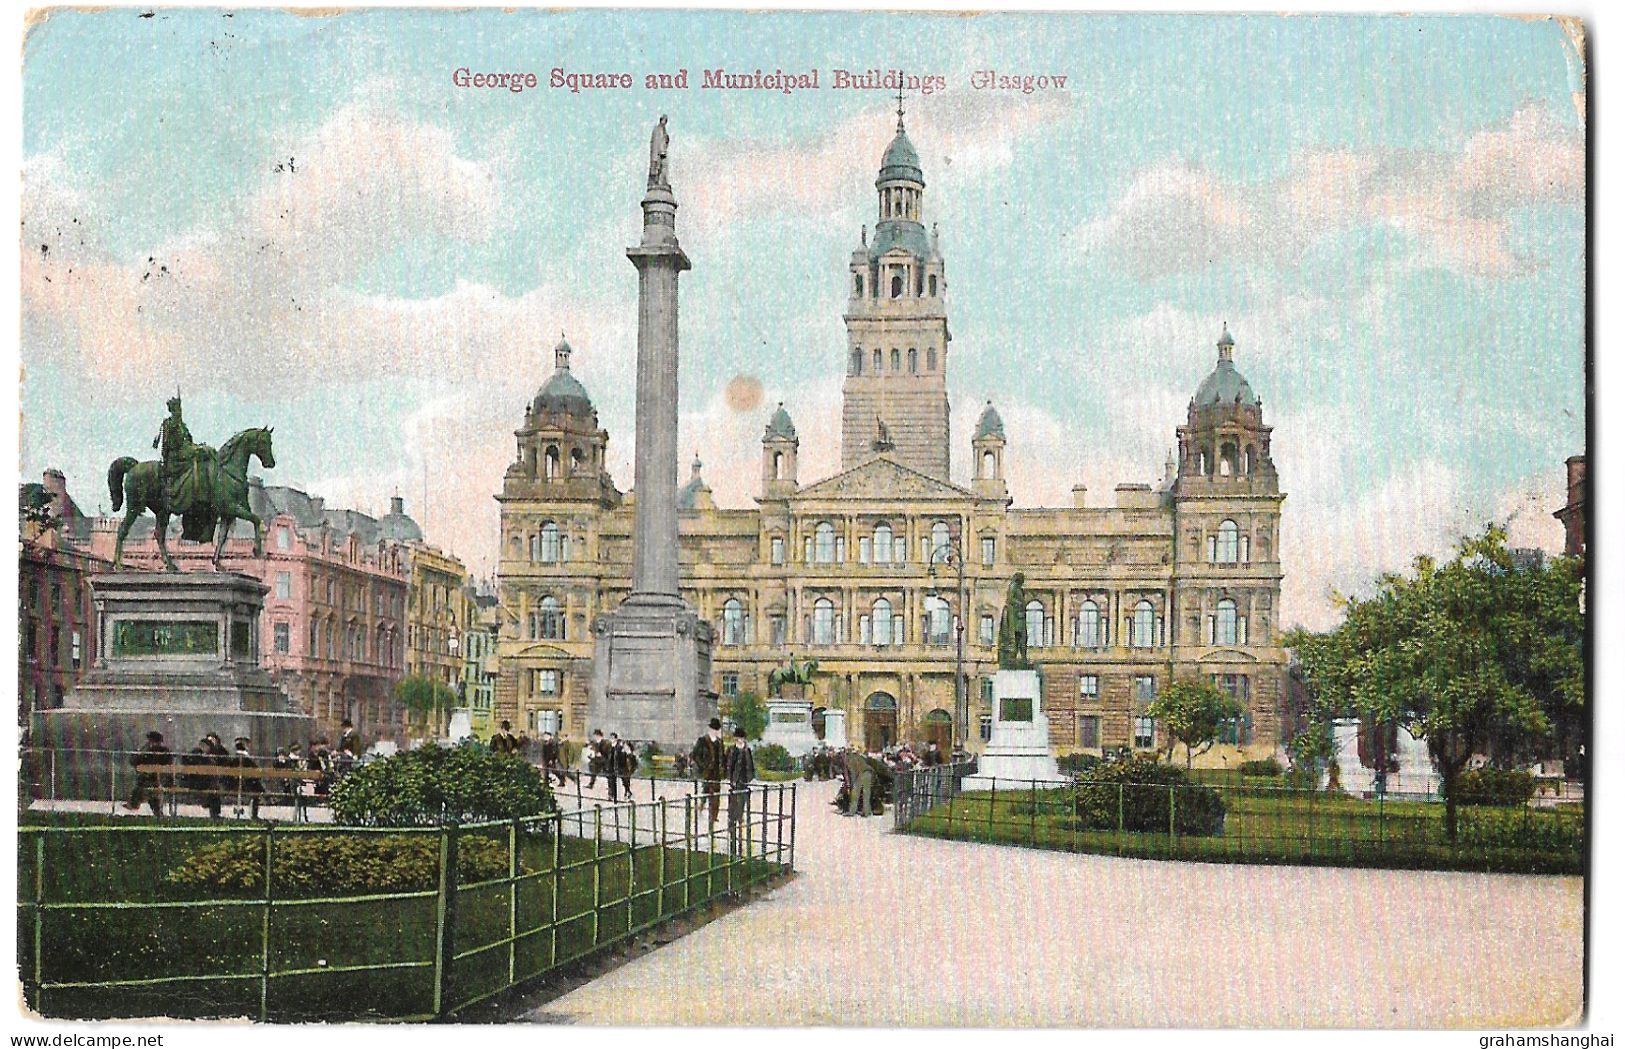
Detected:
left=109, top=394, right=277, bottom=572
left=996, top=572, right=1031, bottom=670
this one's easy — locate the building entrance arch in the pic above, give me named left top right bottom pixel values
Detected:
left=922, top=708, right=952, bottom=754
left=864, top=692, right=897, bottom=751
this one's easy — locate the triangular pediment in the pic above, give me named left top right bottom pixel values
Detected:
left=1200, top=648, right=1260, bottom=664
left=792, top=455, right=972, bottom=502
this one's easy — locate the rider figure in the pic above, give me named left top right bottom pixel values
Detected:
left=152, top=395, right=211, bottom=509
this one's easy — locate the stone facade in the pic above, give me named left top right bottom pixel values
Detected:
left=18, top=470, right=110, bottom=724
left=495, top=117, right=1288, bottom=761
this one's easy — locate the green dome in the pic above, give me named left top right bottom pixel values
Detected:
left=764, top=403, right=797, bottom=441
left=877, top=130, right=923, bottom=185
left=870, top=220, right=932, bottom=260
left=974, top=402, right=1005, bottom=440
left=532, top=368, right=594, bottom=417
left=1193, top=359, right=1260, bottom=408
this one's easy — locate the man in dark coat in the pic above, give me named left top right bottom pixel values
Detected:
left=924, top=741, right=944, bottom=767
left=337, top=718, right=362, bottom=759
left=844, top=747, right=875, bottom=818
left=185, top=734, right=228, bottom=819
left=539, top=732, right=567, bottom=785
left=586, top=729, right=611, bottom=793
left=613, top=737, right=638, bottom=799
left=124, top=730, right=171, bottom=816
left=229, top=737, right=263, bottom=819
left=725, top=727, right=756, bottom=852
left=490, top=720, right=521, bottom=756
left=690, top=718, right=727, bottom=830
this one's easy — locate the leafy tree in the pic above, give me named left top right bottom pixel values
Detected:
left=1147, top=679, right=1243, bottom=767
left=19, top=483, right=59, bottom=535
left=728, top=691, right=768, bottom=741
left=395, top=674, right=457, bottom=736
left=1287, top=525, right=1583, bottom=839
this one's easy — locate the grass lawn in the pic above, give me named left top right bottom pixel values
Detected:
left=903, top=784, right=1583, bottom=876
left=19, top=811, right=784, bottom=1021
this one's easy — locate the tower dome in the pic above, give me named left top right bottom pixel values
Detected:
left=1192, top=324, right=1261, bottom=409
left=974, top=401, right=1006, bottom=440
left=532, top=335, right=595, bottom=417
left=764, top=402, right=798, bottom=441
left=877, top=129, right=923, bottom=186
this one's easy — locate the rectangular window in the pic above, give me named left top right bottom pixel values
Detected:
left=48, top=626, right=60, bottom=667
left=534, top=669, right=559, bottom=695
left=892, top=614, right=905, bottom=646
left=531, top=708, right=562, bottom=735
left=771, top=537, right=785, bottom=565
left=1133, top=716, right=1155, bottom=750
left=721, top=671, right=740, bottom=697
left=980, top=615, right=995, bottom=646
left=859, top=537, right=872, bottom=564
left=1135, top=675, right=1157, bottom=705
left=1078, top=674, right=1099, bottom=700
left=274, top=622, right=291, bottom=654
left=769, top=615, right=786, bottom=646
left=893, top=537, right=907, bottom=564
left=70, top=630, right=82, bottom=670
left=275, top=572, right=291, bottom=600
left=1079, top=715, right=1101, bottom=749
left=1239, top=535, right=1251, bottom=563
left=981, top=537, right=996, bottom=566
left=979, top=714, right=993, bottom=743
left=860, top=615, right=871, bottom=645
left=277, top=527, right=291, bottom=551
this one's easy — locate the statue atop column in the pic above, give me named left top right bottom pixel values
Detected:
left=647, top=115, right=670, bottom=189
left=997, top=572, right=1031, bottom=669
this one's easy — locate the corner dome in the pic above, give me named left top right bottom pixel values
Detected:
left=764, top=402, right=797, bottom=441
left=974, top=401, right=1005, bottom=440
left=877, top=130, right=923, bottom=185
left=532, top=336, right=594, bottom=418
left=1193, top=325, right=1260, bottom=409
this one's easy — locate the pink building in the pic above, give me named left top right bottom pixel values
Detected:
left=91, top=479, right=413, bottom=746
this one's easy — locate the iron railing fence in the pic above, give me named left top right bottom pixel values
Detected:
left=891, top=771, right=1583, bottom=876
left=18, top=782, right=796, bottom=1022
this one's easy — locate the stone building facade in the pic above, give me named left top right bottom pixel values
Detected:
left=494, top=117, right=1288, bottom=759
left=19, top=470, right=110, bottom=725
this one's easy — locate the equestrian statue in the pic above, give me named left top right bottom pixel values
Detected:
left=108, top=394, right=277, bottom=572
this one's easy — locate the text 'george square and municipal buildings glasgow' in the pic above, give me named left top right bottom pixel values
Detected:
left=495, top=111, right=1286, bottom=757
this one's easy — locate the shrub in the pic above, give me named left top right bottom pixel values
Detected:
left=164, top=833, right=514, bottom=898
left=1457, top=807, right=1582, bottom=852
left=754, top=742, right=795, bottom=773
left=329, top=742, right=555, bottom=826
left=640, top=740, right=662, bottom=763
left=1237, top=758, right=1284, bottom=778
left=1455, top=767, right=1536, bottom=807
left=1074, top=756, right=1226, bottom=836
left=1058, top=752, right=1102, bottom=776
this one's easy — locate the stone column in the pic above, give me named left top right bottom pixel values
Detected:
left=624, top=179, right=689, bottom=605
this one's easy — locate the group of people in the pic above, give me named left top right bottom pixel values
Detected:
left=123, top=718, right=366, bottom=819
left=689, top=717, right=757, bottom=845
left=583, top=729, right=642, bottom=801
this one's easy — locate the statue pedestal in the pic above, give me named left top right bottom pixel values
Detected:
left=761, top=697, right=819, bottom=757
left=34, top=572, right=316, bottom=799
left=822, top=709, right=849, bottom=750
left=446, top=709, right=474, bottom=743
left=588, top=598, right=715, bottom=752
left=964, top=670, right=1068, bottom=790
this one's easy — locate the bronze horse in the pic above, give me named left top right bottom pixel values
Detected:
left=108, top=427, right=276, bottom=572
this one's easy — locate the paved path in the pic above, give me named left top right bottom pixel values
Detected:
left=527, top=778, right=1583, bottom=1027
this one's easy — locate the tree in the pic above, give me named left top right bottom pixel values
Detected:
left=1287, top=525, right=1584, bottom=839
left=728, top=691, right=768, bottom=741
left=395, top=674, right=457, bottom=737
left=19, top=483, right=59, bottom=536
left=1147, top=679, right=1243, bottom=767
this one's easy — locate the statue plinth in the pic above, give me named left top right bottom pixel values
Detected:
left=33, top=572, right=316, bottom=798
left=822, top=709, right=850, bottom=749
left=964, top=670, right=1068, bottom=790
left=762, top=695, right=819, bottom=757
left=588, top=604, right=714, bottom=750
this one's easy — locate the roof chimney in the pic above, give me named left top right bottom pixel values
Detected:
left=391, top=495, right=405, bottom=516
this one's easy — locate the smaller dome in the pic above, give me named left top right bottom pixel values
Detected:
left=974, top=401, right=1005, bottom=440
left=764, top=403, right=797, bottom=441
left=678, top=454, right=709, bottom=510
left=877, top=130, right=923, bottom=185
left=378, top=496, right=423, bottom=542
left=1193, top=360, right=1261, bottom=409
left=1217, top=323, right=1234, bottom=348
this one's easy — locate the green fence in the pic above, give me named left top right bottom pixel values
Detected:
left=894, top=767, right=1582, bottom=875
left=19, top=783, right=796, bottom=1021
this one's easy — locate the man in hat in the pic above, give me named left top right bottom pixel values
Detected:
left=337, top=718, right=362, bottom=759
left=228, top=737, right=264, bottom=819
left=124, top=730, right=172, bottom=816
left=725, top=727, right=757, bottom=853
left=490, top=719, right=521, bottom=757
left=539, top=731, right=567, bottom=785
left=844, top=745, right=875, bottom=818
left=585, top=729, right=609, bottom=792
left=690, top=717, right=727, bottom=830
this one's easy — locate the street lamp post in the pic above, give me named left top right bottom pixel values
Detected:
left=929, top=537, right=970, bottom=751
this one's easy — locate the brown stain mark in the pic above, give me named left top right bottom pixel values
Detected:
left=724, top=374, right=764, bottom=414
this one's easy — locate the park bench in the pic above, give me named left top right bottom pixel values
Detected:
left=135, top=764, right=330, bottom=821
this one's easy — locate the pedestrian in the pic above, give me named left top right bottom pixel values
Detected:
left=585, top=729, right=608, bottom=791
left=540, top=731, right=568, bottom=786
left=615, top=737, right=638, bottom=798
left=272, top=747, right=298, bottom=810
left=490, top=720, right=522, bottom=756
left=337, top=718, right=362, bottom=759
left=123, top=730, right=171, bottom=816
left=229, top=737, right=263, bottom=819
left=690, top=718, right=727, bottom=830
left=605, top=733, right=626, bottom=802
left=844, top=746, right=874, bottom=818
left=924, top=741, right=944, bottom=767
left=725, top=727, right=756, bottom=852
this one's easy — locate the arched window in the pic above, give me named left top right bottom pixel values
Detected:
left=851, top=349, right=863, bottom=375
left=890, top=348, right=901, bottom=371
left=925, top=595, right=951, bottom=645
left=1078, top=600, right=1103, bottom=648
left=813, top=598, right=835, bottom=645
left=1216, top=599, right=1238, bottom=646
left=927, top=347, right=937, bottom=371
left=854, top=274, right=863, bottom=297
left=891, top=274, right=903, bottom=298
left=931, top=521, right=951, bottom=562
left=907, top=348, right=917, bottom=373
left=543, top=447, right=560, bottom=481
left=569, top=448, right=584, bottom=476
left=814, top=522, right=836, bottom=564
left=872, top=598, right=894, bottom=646
left=1219, top=442, right=1237, bottom=477
left=773, top=451, right=785, bottom=480
left=873, top=348, right=883, bottom=372
left=1131, top=601, right=1156, bottom=649
left=1214, top=520, right=1239, bottom=564
left=723, top=598, right=746, bottom=646
left=539, top=596, right=564, bottom=640
left=873, top=523, right=893, bottom=564
left=1025, top=600, right=1047, bottom=649
left=928, top=274, right=938, bottom=297
left=1198, top=451, right=1209, bottom=475
left=981, top=451, right=996, bottom=478
left=1244, top=445, right=1257, bottom=474
left=540, top=522, right=561, bottom=563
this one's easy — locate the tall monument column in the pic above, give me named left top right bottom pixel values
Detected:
left=588, top=117, right=716, bottom=749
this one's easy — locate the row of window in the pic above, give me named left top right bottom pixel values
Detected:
left=849, top=344, right=940, bottom=376
left=20, top=621, right=82, bottom=670
left=805, top=521, right=988, bottom=566
left=853, top=266, right=940, bottom=301
left=290, top=618, right=403, bottom=668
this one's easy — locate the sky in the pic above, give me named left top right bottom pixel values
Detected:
left=19, top=9, right=1586, bottom=631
